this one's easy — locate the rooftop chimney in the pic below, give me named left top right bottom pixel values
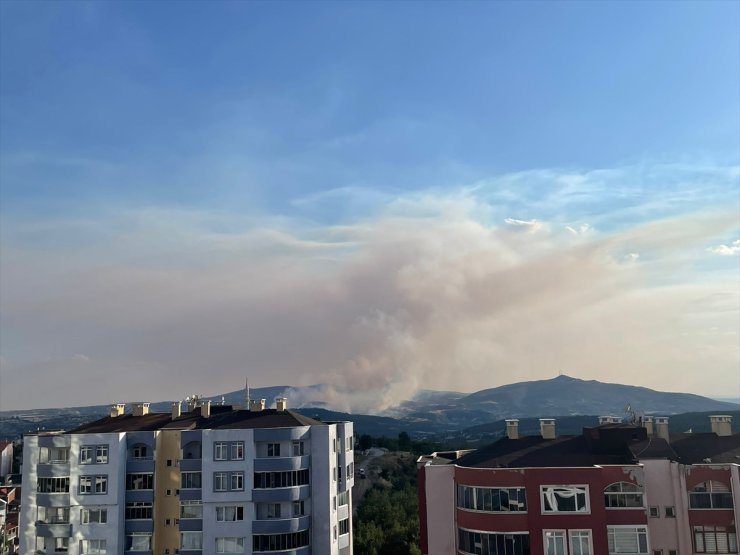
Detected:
left=172, top=402, right=182, bottom=420
left=110, top=403, right=126, bottom=418
left=540, top=418, right=556, bottom=440
left=642, top=416, right=654, bottom=436
left=200, top=400, right=211, bottom=418
left=710, top=415, right=732, bottom=437
left=276, top=397, right=288, bottom=412
left=132, top=403, right=150, bottom=417
left=505, top=419, right=519, bottom=440
left=655, top=416, right=670, bottom=442
left=250, top=398, right=266, bottom=412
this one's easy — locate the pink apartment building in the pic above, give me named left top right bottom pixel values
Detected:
left=418, top=415, right=739, bottom=555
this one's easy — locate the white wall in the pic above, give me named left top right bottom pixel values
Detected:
left=423, top=464, right=456, bottom=555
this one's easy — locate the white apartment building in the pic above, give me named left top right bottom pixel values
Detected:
left=20, top=397, right=354, bottom=555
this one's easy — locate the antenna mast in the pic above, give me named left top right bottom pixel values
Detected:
left=245, top=377, right=250, bottom=408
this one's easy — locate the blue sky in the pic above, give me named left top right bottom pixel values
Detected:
left=1, top=1, right=738, bottom=410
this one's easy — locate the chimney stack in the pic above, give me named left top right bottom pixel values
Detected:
left=505, top=419, right=519, bottom=440
left=172, top=402, right=181, bottom=420
left=540, top=418, right=556, bottom=440
left=710, top=415, right=732, bottom=437
left=132, top=403, right=150, bottom=417
left=250, top=398, right=266, bottom=412
left=200, top=400, right=211, bottom=418
left=642, top=416, right=654, bottom=436
left=655, top=417, right=670, bottom=442
left=276, top=397, right=288, bottom=412
left=110, top=403, right=126, bottom=418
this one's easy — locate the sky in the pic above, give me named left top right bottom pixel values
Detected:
left=1, top=1, right=738, bottom=412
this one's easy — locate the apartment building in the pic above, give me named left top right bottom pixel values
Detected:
left=19, top=397, right=354, bottom=555
left=418, top=415, right=740, bottom=555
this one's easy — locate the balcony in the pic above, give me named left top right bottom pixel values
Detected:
left=252, top=515, right=311, bottom=535
left=179, top=458, right=202, bottom=472
left=254, top=455, right=310, bottom=472
left=252, top=485, right=310, bottom=503
left=36, top=464, right=70, bottom=478
left=126, top=459, right=155, bottom=473
left=35, top=522, right=72, bottom=537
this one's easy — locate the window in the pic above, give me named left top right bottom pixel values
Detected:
left=126, top=502, right=153, bottom=520
left=457, top=485, right=528, bottom=512
left=346, top=436, right=352, bottom=451
left=231, top=472, right=244, bottom=491
left=37, top=476, right=70, bottom=493
left=253, top=530, right=310, bottom=552
left=668, top=551, right=677, bottom=555
left=649, top=506, right=660, bottom=518
left=690, top=481, right=734, bottom=509
left=40, top=446, right=69, bottom=464
left=53, top=537, right=69, bottom=552
left=216, top=537, right=245, bottom=553
left=214, top=472, right=228, bottom=491
left=80, top=446, right=94, bottom=464
left=94, top=475, right=107, bottom=493
left=458, top=528, right=530, bottom=555
left=333, top=466, right=337, bottom=482
left=214, top=442, right=228, bottom=461
left=126, top=533, right=152, bottom=551
left=267, top=503, right=281, bottom=518
left=181, top=472, right=202, bottom=489
left=347, top=462, right=354, bottom=479
left=542, top=485, right=589, bottom=513
left=665, top=506, right=676, bottom=517
left=80, top=445, right=107, bottom=464
left=79, top=539, right=106, bottom=554
left=181, top=532, right=203, bottom=550
left=338, top=490, right=350, bottom=507
left=95, top=445, right=108, bottom=464
left=267, top=443, right=281, bottom=457
left=38, top=506, right=70, bottom=524
left=131, top=444, right=149, bottom=460
left=79, top=476, right=92, bottom=494
left=605, top=482, right=644, bottom=508
left=81, top=508, right=107, bottom=524
left=180, top=501, right=203, bottom=519
left=292, top=441, right=304, bottom=456
left=608, top=526, right=649, bottom=554
left=253, top=469, right=310, bottom=488
left=693, top=525, right=738, bottom=554
left=339, top=518, right=350, bottom=536
left=653, top=551, right=663, bottom=555
left=545, top=531, right=567, bottom=555
left=570, top=530, right=593, bottom=555
left=231, top=442, right=244, bottom=460
left=126, top=473, right=153, bottom=490
left=293, top=500, right=305, bottom=517
left=216, top=506, right=244, bottom=521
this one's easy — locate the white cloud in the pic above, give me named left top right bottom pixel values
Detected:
left=504, top=218, right=547, bottom=233
left=708, top=239, right=740, bottom=256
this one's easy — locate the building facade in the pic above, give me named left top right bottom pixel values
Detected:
left=20, top=398, right=354, bottom=555
left=418, top=415, right=740, bottom=555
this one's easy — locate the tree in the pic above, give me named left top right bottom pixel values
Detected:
left=358, top=434, right=373, bottom=451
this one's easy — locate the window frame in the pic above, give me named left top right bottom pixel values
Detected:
left=569, top=529, right=593, bottom=555
left=607, top=525, right=650, bottom=555
left=689, top=481, right=734, bottom=510
left=541, top=484, right=590, bottom=514
left=604, top=481, right=644, bottom=509
left=214, top=442, right=228, bottom=461
left=544, top=529, right=567, bottom=555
